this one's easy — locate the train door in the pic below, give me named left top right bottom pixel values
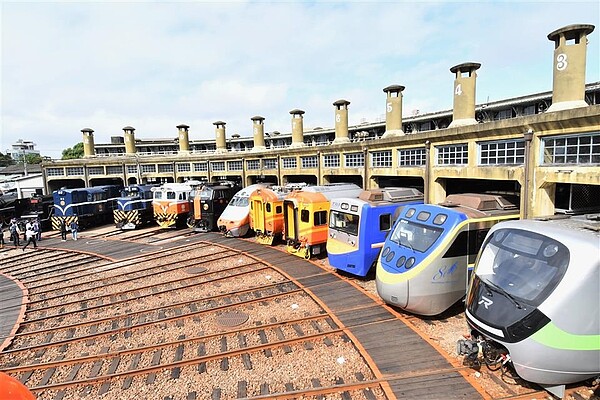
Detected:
left=283, top=199, right=298, bottom=241
left=251, top=197, right=265, bottom=233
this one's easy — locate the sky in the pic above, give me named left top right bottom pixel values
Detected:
left=1, top=1, right=599, bottom=160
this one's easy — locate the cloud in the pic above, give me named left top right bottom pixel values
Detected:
left=1, top=1, right=598, bottom=159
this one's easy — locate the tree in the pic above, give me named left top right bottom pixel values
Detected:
left=23, top=153, right=43, bottom=164
left=0, top=152, right=15, bottom=167
left=62, top=142, right=85, bottom=160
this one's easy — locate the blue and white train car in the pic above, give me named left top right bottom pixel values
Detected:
left=51, top=185, right=122, bottom=230
left=114, top=184, right=159, bottom=229
left=376, top=193, right=520, bottom=316
left=327, top=187, right=424, bottom=277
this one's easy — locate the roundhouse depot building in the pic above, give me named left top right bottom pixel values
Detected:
left=43, top=24, right=600, bottom=218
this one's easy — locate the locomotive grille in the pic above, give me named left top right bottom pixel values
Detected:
left=113, top=210, right=141, bottom=226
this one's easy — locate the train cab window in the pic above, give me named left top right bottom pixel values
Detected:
left=276, top=205, right=282, bottom=214
left=379, top=213, right=392, bottom=231
left=167, top=192, right=176, bottom=200
left=390, top=219, right=443, bottom=253
left=476, top=229, right=569, bottom=305
left=301, top=210, right=310, bottom=223
left=417, top=211, right=430, bottom=222
left=314, top=211, right=328, bottom=226
left=266, top=203, right=272, bottom=213
left=154, top=192, right=163, bottom=200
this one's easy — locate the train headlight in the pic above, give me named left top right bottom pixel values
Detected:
left=405, top=257, right=416, bottom=269
left=382, top=247, right=390, bottom=257
left=396, top=256, right=406, bottom=268
left=203, top=204, right=209, bottom=210
left=385, top=251, right=395, bottom=262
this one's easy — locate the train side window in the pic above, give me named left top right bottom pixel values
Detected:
left=276, top=205, right=282, bottom=214
left=301, top=210, right=310, bottom=223
left=266, top=203, right=272, bottom=212
left=379, top=213, right=392, bottom=231
left=443, top=231, right=468, bottom=258
left=314, top=211, right=327, bottom=226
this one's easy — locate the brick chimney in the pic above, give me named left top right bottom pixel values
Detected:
left=81, top=128, right=95, bottom=157
left=251, top=116, right=266, bottom=151
left=123, top=126, right=136, bottom=154
left=333, top=100, right=350, bottom=144
left=213, top=121, right=227, bottom=153
left=289, top=109, right=305, bottom=148
left=176, top=124, right=190, bottom=153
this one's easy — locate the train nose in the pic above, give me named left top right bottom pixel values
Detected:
left=376, top=279, right=408, bottom=309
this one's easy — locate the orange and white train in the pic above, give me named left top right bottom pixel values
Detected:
left=152, top=181, right=201, bottom=229
left=217, top=183, right=270, bottom=237
left=283, top=183, right=362, bottom=259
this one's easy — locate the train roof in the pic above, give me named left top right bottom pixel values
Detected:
left=296, top=183, right=362, bottom=200
left=54, top=185, right=120, bottom=194
left=494, top=214, right=600, bottom=239
left=250, top=186, right=289, bottom=201
left=358, top=187, right=424, bottom=203
left=439, top=193, right=518, bottom=218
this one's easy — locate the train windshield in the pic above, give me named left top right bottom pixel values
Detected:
left=230, top=196, right=249, bottom=207
left=199, top=188, right=213, bottom=200
left=329, top=210, right=359, bottom=236
left=389, top=219, right=443, bottom=253
left=475, top=229, right=569, bottom=305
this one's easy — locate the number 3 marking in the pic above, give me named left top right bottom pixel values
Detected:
left=556, top=53, right=568, bottom=71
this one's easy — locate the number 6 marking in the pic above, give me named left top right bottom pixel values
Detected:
left=556, top=53, right=568, bottom=71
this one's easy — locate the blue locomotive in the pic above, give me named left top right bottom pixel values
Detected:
left=327, top=187, right=424, bottom=277
left=51, top=185, right=122, bottom=230
left=114, top=184, right=158, bottom=229
left=376, top=193, right=519, bottom=316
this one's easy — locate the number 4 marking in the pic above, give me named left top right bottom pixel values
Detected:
left=455, top=84, right=462, bottom=96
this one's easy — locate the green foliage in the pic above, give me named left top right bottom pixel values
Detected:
left=0, top=152, right=15, bottom=167
left=23, top=153, right=43, bottom=164
left=62, top=142, right=85, bottom=160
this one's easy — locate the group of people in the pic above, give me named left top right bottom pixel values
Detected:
left=59, top=219, right=79, bottom=241
left=0, top=218, right=79, bottom=250
left=0, top=218, right=42, bottom=250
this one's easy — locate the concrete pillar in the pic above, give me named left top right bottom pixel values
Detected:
left=547, top=24, right=595, bottom=112
left=81, top=128, right=95, bottom=157
left=251, top=116, right=266, bottom=151
left=448, top=62, right=481, bottom=128
left=289, top=109, right=305, bottom=148
left=177, top=124, right=190, bottom=153
left=382, top=85, right=405, bottom=138
left=332, top=99, right=350, bottom=144
left=213, top=121, right=227, bottom=153
left=123, top=126, right=136, bottom=154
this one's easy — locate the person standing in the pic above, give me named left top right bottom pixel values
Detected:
left=22, top=221, right=38, bottom=251
left=34, top=219, right=41, bottom=241
left=0, top=221, right=5, bottom=249
left=69, top=220, right=79, bottom=241
left=9, top=219, right=20, bottom=247
left=60, top=219, right=67, bottom=241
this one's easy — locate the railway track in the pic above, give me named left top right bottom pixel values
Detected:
left=2, top=231, right=597, bottom=399
left=0, top=241, right=388, bottom=399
